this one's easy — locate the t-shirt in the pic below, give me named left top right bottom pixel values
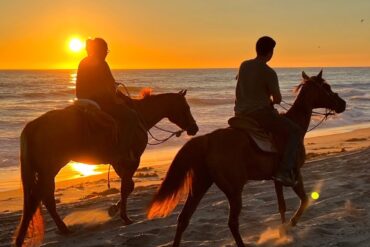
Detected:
left=76, top=56, right=116, bottom=105
left=234, top=58, right=280, bottom=115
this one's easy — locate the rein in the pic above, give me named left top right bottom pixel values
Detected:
left=106, top=82, right=186, bottom=188
left=306, top=109, right=334, bottom=132
left=147, top=126, right=184, bottom=145
left=115, top=81, right=185, bottom=145
left=279, top=99, right=335, bottom=133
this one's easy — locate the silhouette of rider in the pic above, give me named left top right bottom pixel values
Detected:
left=234, top=36, right=301, bottom=186
left=76, top=38, right=138, bottom=163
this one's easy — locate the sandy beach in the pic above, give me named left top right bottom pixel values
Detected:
left=1, top=0, right=369, bottom=246
left=1, top=127, right=370, bottom=246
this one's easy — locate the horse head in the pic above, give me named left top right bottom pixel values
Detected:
left=167, top=90, right=199, bottom=136
left=299, top=70, right=346, bottom=113
left=163, top=90, right=199, bottom=136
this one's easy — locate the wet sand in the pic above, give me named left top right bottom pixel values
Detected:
left=1, top=128, right=370, bottom=246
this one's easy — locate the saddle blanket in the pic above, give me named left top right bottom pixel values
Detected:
left=70, top=99, right=119, bottom=146
left=228, top=116, right=278, bottom=153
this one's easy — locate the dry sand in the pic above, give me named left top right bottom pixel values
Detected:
left=1, top=128, right=370, bottom=246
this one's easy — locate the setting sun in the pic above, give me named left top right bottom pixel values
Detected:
left=71, top=162, right=101, bottom=177
left=69, top=38, right=84, bottom=52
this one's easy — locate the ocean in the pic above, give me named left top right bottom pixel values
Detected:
left=0, top=68, right=369, bottom=192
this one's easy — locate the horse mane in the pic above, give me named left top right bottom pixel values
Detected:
left=139, top=87, right=153, bottom=99
left=294, top=82, right=305, bottom=93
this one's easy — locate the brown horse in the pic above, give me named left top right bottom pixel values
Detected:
left=14, top=90, right=199, bottom=247
left=147, top=71, right=346, bottom=247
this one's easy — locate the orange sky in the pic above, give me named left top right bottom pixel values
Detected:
left=0, top=1, right=369, bottom=69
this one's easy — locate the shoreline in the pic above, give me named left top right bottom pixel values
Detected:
left=0, top=125, right=370, bottom=213
left=305, top=122, right=370, bottom=138
left=1, top=124, right=370, bottom=195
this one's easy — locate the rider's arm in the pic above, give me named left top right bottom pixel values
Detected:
left=271, top=91, right=282, bottom=105
left=267, top=70, right=282, bottom=105
left=101, top=61, right=118, bottom=97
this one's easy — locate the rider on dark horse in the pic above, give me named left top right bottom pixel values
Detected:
left=76, top=37, right=138, bottom=163
left=234, top=36, right=301, bottom=186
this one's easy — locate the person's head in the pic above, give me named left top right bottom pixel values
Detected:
left=86, top=38, right=109, bottom=60
left=256, top=36, right=276, bottom=62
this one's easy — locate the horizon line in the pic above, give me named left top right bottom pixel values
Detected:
left=1, top=65, right=370, bottom=71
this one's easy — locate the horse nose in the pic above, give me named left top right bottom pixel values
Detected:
left=336, top=99, right=346, bottom=113
left=187, top=123, right=199, bottom=136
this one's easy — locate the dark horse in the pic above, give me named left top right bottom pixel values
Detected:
left=15, top=90, right=199, bottom=247
left=147, top=71, right=346, bottom=247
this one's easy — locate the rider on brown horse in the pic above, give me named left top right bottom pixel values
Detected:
left=76, top=38, right=139, bottom=163
left=234, top=36, right=301, bottom=186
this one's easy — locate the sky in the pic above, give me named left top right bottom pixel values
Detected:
left=0, top=0, right=369, bottom=69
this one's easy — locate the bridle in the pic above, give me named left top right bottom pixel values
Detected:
left=278, top=80, right=338, bottom=132
left=147, top=125, right=185, bottom=145
left=106, top=82, right=192, bottom=188
left=115, top=81, right=190, bottom=145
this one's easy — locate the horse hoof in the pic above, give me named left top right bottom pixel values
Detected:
left=120, top=215, right=134, bottom=225
left=289, top=219, right=297, bottom=227
left=108, top=204, right=119, bottom=217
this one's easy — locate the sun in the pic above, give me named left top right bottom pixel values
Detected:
left=71, top=162, right=101, bottom=177
left=69, top=38, right=84, bottom=52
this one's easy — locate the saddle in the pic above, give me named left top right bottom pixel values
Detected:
left=71, top=99, right=147, bottom=149
left=71, top=99, right=119, bottom=146
left=228, top=116, right=278, bottom=153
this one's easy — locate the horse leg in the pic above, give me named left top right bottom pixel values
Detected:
left=115, top=162, right=139, bottom=225
left=173, top=177, right=212, bottom=247
left=225, top=190, right=245, bottom=247
left=290, top=175, right=309, bottom=226
left=274, top=181, right=286, bottom=223
left=108, top=163, right=121, bottom=217
left=41, top=176, right=70, bottom=234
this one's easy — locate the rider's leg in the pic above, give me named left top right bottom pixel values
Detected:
left=118, top=106, right=139, bottom=159
left=275, top=117, right=301, bottom=185
left=249, top=108, right=302, bottom=186
left=103, top=103, right=139, bottom=162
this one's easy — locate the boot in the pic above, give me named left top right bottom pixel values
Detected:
left=273, top=169, right=297, bottom=187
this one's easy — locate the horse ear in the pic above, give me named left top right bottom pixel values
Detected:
left=302, top=71, right=310, bottom=81
left=178, top=89, right=187, bottom=96
left=317, top=69, right=323, bottom=79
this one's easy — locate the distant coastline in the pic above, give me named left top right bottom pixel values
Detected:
left=1, top=66, right=370, bottom=71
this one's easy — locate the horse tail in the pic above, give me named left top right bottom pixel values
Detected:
left=14, top=124, right=44, bottom=247
left=147, top=137, right=205, bottom=219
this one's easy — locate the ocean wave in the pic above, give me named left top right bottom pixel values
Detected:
left=349, top=94, right=370, bottom=101
left=188, top=97, right=234, bottom=106
left=21, top=88, right=75, bottom=98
